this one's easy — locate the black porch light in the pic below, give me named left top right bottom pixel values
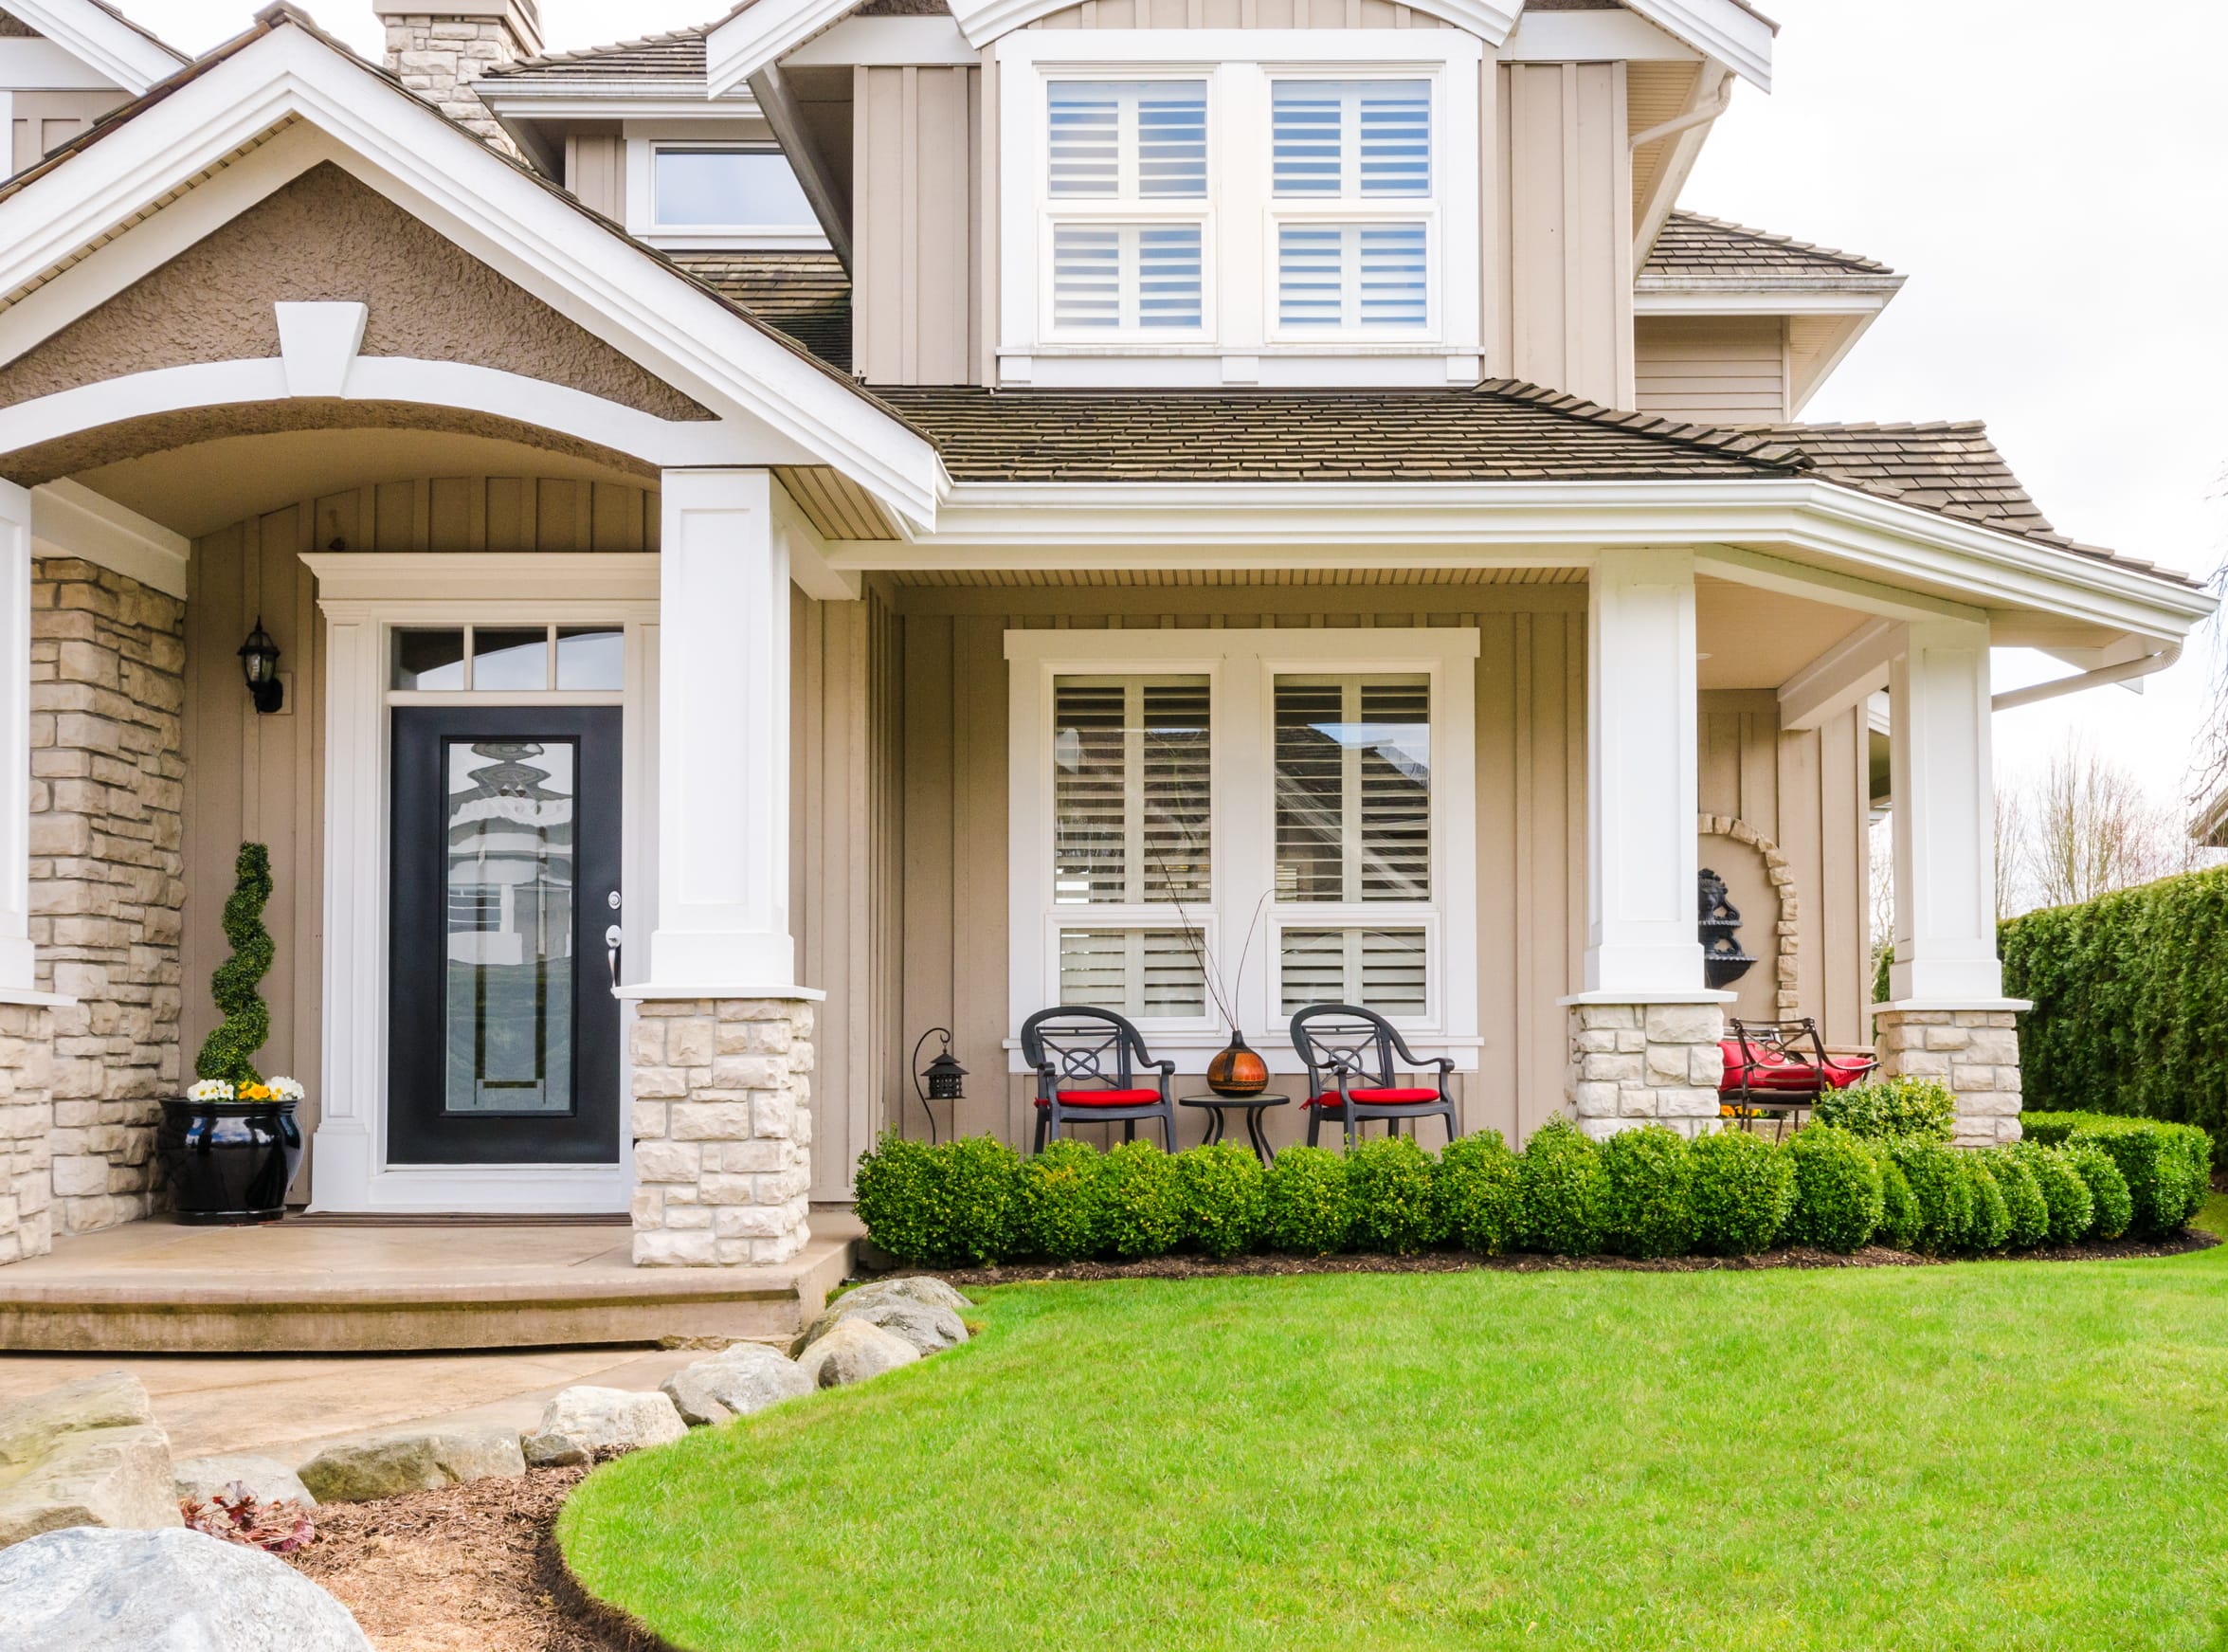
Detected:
left=910, top=1026, right=967, bottom=1143
left=238, top=617, right=283, bottom=714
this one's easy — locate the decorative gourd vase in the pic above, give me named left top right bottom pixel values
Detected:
left=156, top=1097, right=302, bottom=1225
left=1205, top=1033, right=1270, bottom=1098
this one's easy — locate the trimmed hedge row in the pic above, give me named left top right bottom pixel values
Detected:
left=2018, top=1112, right=2209, bottom=1238
left=2000, top=865, right=2228, bottom=1162
left=853, top=1117, right=2163, bottom=1269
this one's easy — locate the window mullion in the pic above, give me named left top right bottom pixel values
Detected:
left=1341, top=677, right=1363, bottom=903
left=1125, top=679, right=1146, bottom=903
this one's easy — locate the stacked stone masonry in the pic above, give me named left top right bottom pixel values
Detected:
left=1873, top=1008, right=2023, bottom=1146
left=629, top=998, right=816, bottom=1267
left=0, top=1003, right=55, bottom=1264
left=30, top=559, right=186, bottom=1236
left=1567, top=1001, right=1727, bottom=1140
left=379, top=4, right=540, bottom=153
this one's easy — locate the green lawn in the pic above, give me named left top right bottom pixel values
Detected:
left=561, top=1200, right=2228, bottom=1651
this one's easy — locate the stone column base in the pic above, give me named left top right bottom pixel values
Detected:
left=0, top=1002, right=56, bottom=1266
left=1567, top=1000, right=1726, bottom=1140
left=628, top=998, right=815, bottom=1267
left=1873, top=1008, right=2022, bottom=1146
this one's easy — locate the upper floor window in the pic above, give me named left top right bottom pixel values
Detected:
left=650, top=146, right=817, bottom=234
left=1045, top=80, right=1210, bottom=336
left=1271, top=80, right=1433, bottom=334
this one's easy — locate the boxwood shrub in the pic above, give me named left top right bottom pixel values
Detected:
left=1983, top=1148, right=2050, bottom=1249
left=1012, top=1137, right=1103, bottom=1262
left=1431, top=1132, right=1521, bottom=1255
left=854, top=1133, right=1019, bottom=1267
left=1873, top=1150, right=1922, bottom=1252
left=1963, top=1156, right=2011, bottom=1252
left=1783, top=1125, right=1882, bottom=1253
left=1346, top=1135, right=1440, bottom=1254
left=1174, top=1141, right=1266, bottom=1259
left=1515, top=1117, right=1607, bottom=1256
left=1597, top=1124, right=1695, bottom=1259
left=1263, top=1146, right=1352, bottom=1255
left=1813, top=1077, right=1956, bottom=1143
left=1887, top=1138, right=1972, bottom=1254
left=2013, top=1141, right=2094, bottom=1245
left=2048, top=1116, right=2210, bottom=1238
left=2062, top=1141, right=2133, bottom=1240
left=1689, top=1127, right=1795, bottom=1256
left=1095, top=1140, right=1185, bottom=1259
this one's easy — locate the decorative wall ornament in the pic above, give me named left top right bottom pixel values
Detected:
left=1697, top=867, right=1754, bottom=989
left=1697, top=814, right=1802, bottom=1016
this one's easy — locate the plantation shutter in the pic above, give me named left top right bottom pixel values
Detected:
left=1274, top=675, right=1430, bottom=903
left=1059, top=928, right=1208, bottom=1019
left=1278, top=928, right=1428, bottom=1016
left=1053, top=676, right=1211, bottom=905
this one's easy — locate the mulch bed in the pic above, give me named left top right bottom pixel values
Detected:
left=926, top=1227, right=2219, bottom=1285
left=288, top=1466, right=670, bottom=1652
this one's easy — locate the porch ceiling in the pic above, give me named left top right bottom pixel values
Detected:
left=1695, top=573, right=1870, bottom=690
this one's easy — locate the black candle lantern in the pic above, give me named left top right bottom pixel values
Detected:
left=238, top=617, right=283, bottom=714
left=910, top=1026, right=966, bottom=1143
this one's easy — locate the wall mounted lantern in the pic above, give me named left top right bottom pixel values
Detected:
left=238, top=618, right=283, bottom=715
left=910, top=1026, right=966, bottom=1144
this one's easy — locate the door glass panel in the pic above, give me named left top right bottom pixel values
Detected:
left=472, top=627, right=549, bottom=691
left=392, top=629, right=466, bottom=691
left=444, top=738, right=575, bottom=1115
left=555, top=626, right=625, bottom=691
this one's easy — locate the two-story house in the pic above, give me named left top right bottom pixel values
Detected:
left=0, top=0, right=2208, bottom=1330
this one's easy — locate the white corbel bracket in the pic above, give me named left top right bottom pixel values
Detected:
left=274, top=300, right=369, bottom=399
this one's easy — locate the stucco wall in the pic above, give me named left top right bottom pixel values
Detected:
left=0, top=164, right=712, bottom=422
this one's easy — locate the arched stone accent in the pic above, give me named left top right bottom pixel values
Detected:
left=1698, top=814, right=1800, bottom=1018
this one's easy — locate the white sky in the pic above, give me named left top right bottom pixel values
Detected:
left=121, top=0, right=2228, bottom=811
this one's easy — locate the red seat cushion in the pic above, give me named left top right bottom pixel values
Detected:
left=1717, top=1042, right=1876, bottom=1096
left=1046, top=1088, right=1162, bottom=1107
left=1305, top=1087, right=1440, bottom=1107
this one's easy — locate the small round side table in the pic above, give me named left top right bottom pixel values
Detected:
left=1179, top=1094, right=1290, bottom=1166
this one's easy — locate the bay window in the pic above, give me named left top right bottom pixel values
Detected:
left=1009, top=629, right=1478, bottom=1067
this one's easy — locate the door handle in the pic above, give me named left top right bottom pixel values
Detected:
left=605, top=890, right=622, bottom=999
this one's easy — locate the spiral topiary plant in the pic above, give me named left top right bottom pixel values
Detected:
left=194, top=843, right=274, bottom=1088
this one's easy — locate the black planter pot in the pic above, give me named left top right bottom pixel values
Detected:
left=155, top=1098, right=303, bottom=1225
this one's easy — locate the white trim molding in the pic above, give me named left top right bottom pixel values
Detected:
left=0, top=481, right=36, bottom=995
left=0, top=0, right=183, bottom=96
left=1619, top=0, right=1773, bottom=90
left=1005, top=625, right=1480, bottom=1072
left=27, top=478, right=189, bottom=599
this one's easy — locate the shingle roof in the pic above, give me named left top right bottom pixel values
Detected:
left=1643, top=210, right=1895, bottom=281
left=482, top=26, right=708, bottom=85
left=669, top=251, right=850, bottom=372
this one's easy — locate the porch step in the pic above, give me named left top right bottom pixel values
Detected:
left=0, top=1217, right=858, bottom=1353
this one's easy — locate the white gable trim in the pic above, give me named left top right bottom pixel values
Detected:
left=705, top=0, right=1521, bottom=94
left=0, top=20, right=943, bottom=527
left=1620, top=0, right=1772, bottom=90
left=1, top=0, right=182, bottom=95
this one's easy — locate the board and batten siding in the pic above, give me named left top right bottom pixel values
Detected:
left=179, top=475, right=661, bottom=1197
left=853, top=64, right=982, bottom=386
left=9, top=88, right=124, bottom=175
left=1635, top=316, right=1790, bottom=424
left=564, top=130, right=626, bottom=224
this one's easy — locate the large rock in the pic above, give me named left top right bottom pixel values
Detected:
left=522, top=1387, right=687, bottom=1467
left=174, top=1454, right=317, bottom=1509
left=297, top=1425, right=524, bottom=1503
left=841, top=1276, right=972, bottom=1316
left=794, top=1316, right=919, bottom=1389
left=799, top=1294, right=968, bottom=1358
left=0, top=1525, right=371, bottom=1652
left=661, top=1343, right=814, bottom=1426
left=0, top=1371, right=180, bottom=1550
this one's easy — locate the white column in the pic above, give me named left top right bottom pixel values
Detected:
left=647, top=468, right=796, bottom=990
left=1582, top=548, right=1705, bottom=997
left=0, top=482, right=35, bottom=994
left=1886, top=618, right=2003, bottom=1004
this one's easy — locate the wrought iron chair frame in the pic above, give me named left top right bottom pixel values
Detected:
left=1721, top=1016, right=1877, bottom=1140
left=1019, top=1006, right=1180, bottom=1152
left=1288, top=1003, right=1461, bottom=1151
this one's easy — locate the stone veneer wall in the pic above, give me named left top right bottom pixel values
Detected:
left=1567, top=1001, right=1727, bottom=1140
left=0, top=1004, right=55, bottom=1264
left=1873, top=1008, right=2023, bottom=1147
left=629, top=998, right=816, bottom=1266
left=377, top=3, right=541, bottom=154
left=30, top=558, right=186, bottom=1236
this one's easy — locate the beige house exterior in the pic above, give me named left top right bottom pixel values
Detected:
left=0, top=0, right=2211, bottom=1281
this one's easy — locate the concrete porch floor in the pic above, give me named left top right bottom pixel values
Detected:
left=0, top=1212, right=862, bottom=1353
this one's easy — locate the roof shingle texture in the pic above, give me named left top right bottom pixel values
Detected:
left=483, top=27, right=708, bottom=82
left=1643, top=210, right=1894, bottom=279
left=671, top=252, right=851, bottom=372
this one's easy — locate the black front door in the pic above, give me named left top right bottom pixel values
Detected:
left=387, top=707, right=623, bottom=1165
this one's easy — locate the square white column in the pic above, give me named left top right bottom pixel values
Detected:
left=647, top=468, right=797, bottom=990
left=0, top=483, right=35, bottom=994
left=1581, top=548, right=1705, bottom=997
left=1887, top=618, right=2005, bottom=1004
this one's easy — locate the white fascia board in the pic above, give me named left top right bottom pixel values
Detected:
left=964, top=0, right=1508, bottom=55
left=0, top=25, right=943, bottom=529
left=1634, top=282, right=1900, bottom=316
left=782, top=16, right=978, bottom=66
left=28, top=477, right=189, bottom=598
left=824, top=478, right=2216, bottom=639
left=706, top=0, right=856, bottom=95
left=479, top=92, right=765, bottom=120
left=1499, top=9, right=1698, bottom=63
left=0, top=37, right=120, bottom=90
left=1620, top=0, right=1773, bottom=90
left=2, top=0, right=181, bottom=96
left=1775, top=616, right=1897, bottom=731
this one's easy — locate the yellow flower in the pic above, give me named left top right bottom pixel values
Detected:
left=242, top=1084, right=271, bottom=1100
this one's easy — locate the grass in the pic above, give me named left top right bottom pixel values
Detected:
left=560, top=1199, right=2228, bottom=1652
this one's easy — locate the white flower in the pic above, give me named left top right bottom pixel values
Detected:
left=267, top=1077, right=305, bottom=1101
left=187, top=1080, right=234, bottom=1102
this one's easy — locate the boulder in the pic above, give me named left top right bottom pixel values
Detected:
left=0, top=1371, right=180, bottom=1550
left=661, top=1343, right=814, bottom=1426
left=522, top=1387, right=687, bottom=1467
left=296, top=1425, right=524, bottom=1503
left=0, top=1525, right=371, bottom=1652
left=173, top=1455, right=317, bottom=1510
left=800, top=1295, right=968, bottom=1358
left=794, top=1316, right=919, bottom=1389
left=841, top=1276, right=972, bottom=1316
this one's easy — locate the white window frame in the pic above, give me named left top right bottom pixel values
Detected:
left=1006, top=626, right=1479, bottom=1072
left=995, top=30, right=1483, bottom=387
left=623, top=126, right=829, bottom=251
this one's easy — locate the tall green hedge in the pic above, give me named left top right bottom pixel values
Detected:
left=2000, top=865, right=2228, bottom=1159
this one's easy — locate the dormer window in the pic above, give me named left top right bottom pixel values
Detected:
left=999, top=33, right=1482, bottom=387
left=650, top=146, right=817, bottom=235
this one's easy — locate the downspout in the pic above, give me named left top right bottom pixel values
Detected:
left=1629, top=85, right=1735, bottom=153
left=1989, top=639, right=2183, bottom=713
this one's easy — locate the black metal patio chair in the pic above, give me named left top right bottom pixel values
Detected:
left=1718, top=1016, right=1878, bottom=1139
left=1020, top=1006, right=1180, bottom=1152
left=1289, top=1003, right=1460, bottom=1151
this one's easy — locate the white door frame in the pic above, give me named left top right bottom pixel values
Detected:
left=304, top=553, right=661, bottom=1213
